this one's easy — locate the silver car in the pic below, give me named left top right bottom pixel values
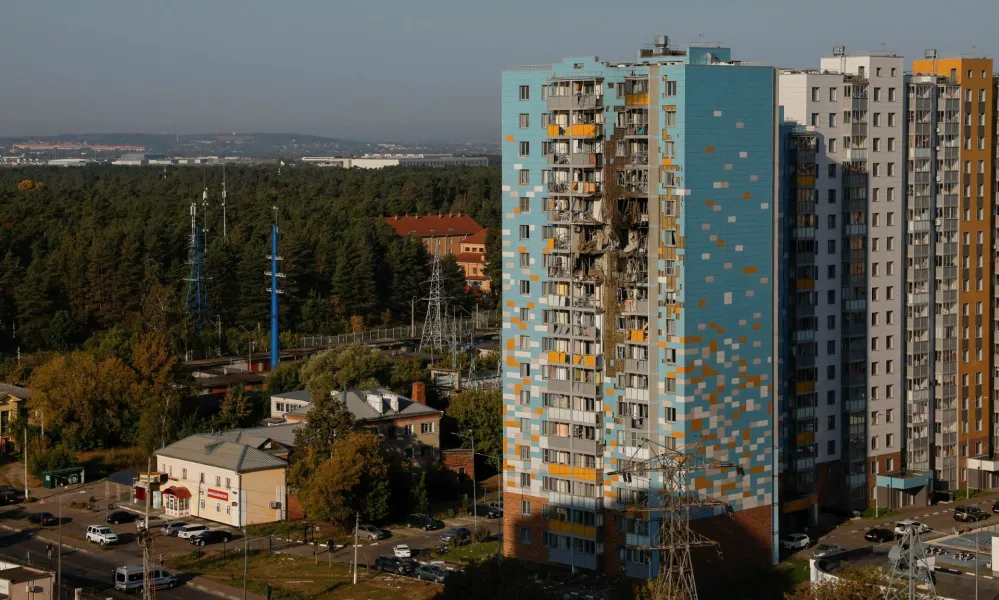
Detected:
left=812, top=543, right=844, bottom=558
left=160, top=521, right=188, bottom=536
left=357, top=524, right=385, bottom=541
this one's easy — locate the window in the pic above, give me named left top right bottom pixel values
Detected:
left=886, top=433, right=894, bottom=447
left=520, top=445, right=530, bottom=460
left=828, top=189, right=837, bottom=203
left=518, top=169, right=529, bottom=185
left=663, top=110, right=676, bottom=127
left=827, top=415, right=836, bottom=430
left=888, top=112, right=896, bottom=126
left=827, top=290, right=835, bottom=305
left=871, top=312, right=879, bottom=326
left=200, top=472, right=205, bottom=483
left=519, top=141, right=530, bottom=157
left=829, top=87, right=837, bottom=102
left=520, top=528, right=531, bottom=544
left=519, top=280, right=530, bottom=295
left=827, top=390, right=835, bottom=405
left=811, top=87, right=820, bottom=102
left=828, top=113, right=836, bottom=127
left=519, top=252, right=530, bottom=268
left=827, top=239, right=836, bottom=254
left=521, top=500, right=531, bottom=516
left=182, top=468, right=187, bottom=480
left=827, top=365, right=835, bottom=380
left=871, top=411, right=880, bottom=425
left=828, top=138, right=837, bottom=153
left=520, top=363, right=531, bottom=377
left=828, top=164, right=836, bottom=178
left=871, top=436, right=879, bottom=450
left=876, top=67, right=882, bottom=77
left=215, top=501, right=221, bottom=513
left=887, top=162, right=895, bottom=176
left=828, top=214, right=837, bottom=229
left=873, top=188, right=881, bottom=202
left=519, top=224, right=530, bottom=240
left=519, top=114, right=530, bottom=128
left=200, top=498, right=205, bottom=509
left=519, top=85, right=530, bottom=100
left=827, top=316, right=835, bottom=330
left=873, top=87, right=882, bottom=101
left=873, top=138, right=881, bottom=152
left=827, top=264, right=836, bottom=279
left=225, top=477, right=231, bottom=488
left=887, top=138, right=895, bottom=151
left=873, top=163, right=881, bottom=176
left=827, top=440, right=836, bottom=455
left=665, top=407, right=677, bottom=422
left=664, top=80, right=677, bottom=96
left=810, top=113, right=818, bottom=126
left=519, top=390, right=530, bottom=405
left=888, top=88, right=896, bottom=102
left=404, top=424, right=414, bottom=436
left=873, top=113, right=882, bottom=127
left=886, top=409, right=894, bottom=423
left=890, top=68, right=897, bottom=77
left=886, top=360, right=894, bottom=374
left=887, top=187, right=895, bottom=202
left=421, top=421, right=435, bottom=434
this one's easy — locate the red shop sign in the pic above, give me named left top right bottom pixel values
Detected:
left=206, top=489, right=229, bottom=501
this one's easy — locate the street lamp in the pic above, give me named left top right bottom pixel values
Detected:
left=449, top=431, right=504, bottom=558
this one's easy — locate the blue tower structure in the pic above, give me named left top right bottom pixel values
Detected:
left=265, top=212, right=284, bottom=369
left=185, top=202, right=209, bottom=333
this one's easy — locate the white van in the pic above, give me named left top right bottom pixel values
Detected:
left=113, top=565, right=178, bottom=592
left=85, top=525, right=118, bottom=546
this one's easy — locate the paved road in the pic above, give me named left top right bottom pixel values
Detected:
left=325, top=518, right=502, bottom=566
left=0, top=528, right=220, bottom=600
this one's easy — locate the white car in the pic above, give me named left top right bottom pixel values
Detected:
left=812, top=543, right=844, bottom=558
left=779, top=533, right=810, bottom=550
left=894, top=520, right=929, bottom=536
left=85, top=525, right=118, bottom=546
left=177, top=524, right=208, bottom=539
left=393, top=544, right=412, bottom=558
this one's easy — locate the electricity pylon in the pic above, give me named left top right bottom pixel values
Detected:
left=608, top=437, right=745, bottom=600
left=884, top=526, right=937, bottom=600
left=419, top=240, right=447, bottom=353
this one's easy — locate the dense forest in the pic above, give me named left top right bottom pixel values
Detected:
left=0, top=165, right=501, bottom=358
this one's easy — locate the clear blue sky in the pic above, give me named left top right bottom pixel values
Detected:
left=1, top=0, right=996, bottom=142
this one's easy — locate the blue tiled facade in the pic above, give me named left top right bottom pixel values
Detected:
left=501, top=42, right=778, bottom=577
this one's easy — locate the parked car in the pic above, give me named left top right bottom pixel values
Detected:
left=106, top=511, right=135, bottom=525
left=189, top=530, right=232, bottom=546
left=954, top=505, right=989, bottom=522
left=406, top=513, right=444, bottom=531
left=779, top=533, right=810, bottom=550
left=865, top=527, right=895, bottom=543
left=440, top=527, right=472, bottom=544
left=0, top=492, right=18, bottom=506
left=475, top=504, right=501, bottom=519
left=28, top=512, right=57, bottom=526
left=393, top=544, right=412, bottom=558
left=357, top=524, right=385, bottom=541
left=992, top=500, right=999, bottom=514
left=160, top=521, right=189, bottom=536
left=0, top=485, right=17, bottom=495
left=414, top=564, right=450, bottom=583
left=114, top=565, right=178, bottom=592
left=86, top=525, right=119, bottom=546
left=176, top=524, right=208, bottom=539
left=812, top=543, right=844, bottom=558
left=374, top=555, right=413, bottom=575
left=893, top=520, right=929, bottom=536
left=487, top=501, right=503, bottom=514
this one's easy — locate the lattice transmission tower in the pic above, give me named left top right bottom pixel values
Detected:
left=608, top=438, right=745, bottom=600
left=184, top=201, right=210, bottom=333
left=883, top=526, right=937, bottom=600
left=419, top=241, right=447, bottom=353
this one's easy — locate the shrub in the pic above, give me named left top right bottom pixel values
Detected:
left=473, top=526, right=491, bottom=543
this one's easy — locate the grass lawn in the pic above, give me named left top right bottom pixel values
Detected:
left=167, top=549, right=439, bottom=600
left=433, top=540, right=499, bottom=563
left=858, top=507, right=900, bottom=520
left=780, top=558, right=810, bottom=585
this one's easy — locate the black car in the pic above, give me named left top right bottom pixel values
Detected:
left=0, top=491, right=19, bottom=506
left=0, top=485, right=17, bottom=495
left=954, top=505, right=989, bottom=522
left=474, top=504, right=501, bottom=519
left=992, top=500, right=999, bottom=514
left=864, top=527, right=894, bottom=543
left=374, top=555, right=413, bottom=575
left=106, top=511, right=136, bottom=525
left=406, top=513, right=445, bottom=531
left=189, top=530, right=232, bottom=546
left=28, top=512, right=57, bottom=526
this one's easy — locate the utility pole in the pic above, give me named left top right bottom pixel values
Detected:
left=57, top=490, right=62, bottom=600
left=23, top=428, right=28, bottom=501
left=144, top=457, right=151, bottom=531
left=470, top=433, right=478, bottom=534
left=410, top=297, right=417, bottom=338
left=352, top=511, right=360, bottom=585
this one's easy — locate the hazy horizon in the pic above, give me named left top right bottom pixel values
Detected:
left=2, top=0, right=997, bottom=142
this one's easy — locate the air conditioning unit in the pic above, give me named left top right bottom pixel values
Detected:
left=268, top=501, right=282, bottom=509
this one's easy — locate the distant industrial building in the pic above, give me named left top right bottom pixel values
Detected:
left=301, top=153, right=488, bottom=169
left=13, top=142, right=145, bottom=152
left=112, top=153, right=170, bottom=166
left=383, top=212, right=484, bottom=257
left=46, top=158, right=97, bottom=167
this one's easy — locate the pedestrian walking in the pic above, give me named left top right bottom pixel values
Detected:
left=46, top=544, right=53, bottom=560
left=327, top=537, right=334, bottom=552
left=159, top=552, right=164, bottom=565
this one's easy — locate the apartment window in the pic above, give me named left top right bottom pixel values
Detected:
left=872, top=188, right=880, bottom=203
left=871, top=361, right=880, bottom=375
left=873, top=87, right=882, bottom=101
left=872, top=262, right=879, bottom=277
left=519, top=85, right=530, bottom=100
left=827, top=315, right=835, bottom=330
left=200, top=498, right=205, bottom=510
left=180, top=468, right=187, bottom=480
left=811, top=87, right=820, bottom=102
left=828, top=138, right=837, bottom=153
left=888, top=113, right=896, bottom=127
left=873, top=163, right=881, bottom=177
left=828, top=113, right=837, bottom=127
left=200, top=473, right=205, bottom=483
left=215, top=475, right=221, bottom=486
left=886, top=237, right=894, bottom=251
left=404, top=424, right=414, bottom=436
left=980, top=89, right=987, bottom=102
left=871, top=436, right=879, bottom=450
left=872, top=213, right=880, bottom=227
left=521, top=500, right=531, bottom=516
left=871, top=238, right=879, bottom=252
left=886, top=335, right=893, bottom=349
left=518, top=169, right=530, bottom=185
left=886, top=457, right=894, bottom=471
left=871, top=410, right=880, bottom=426
left=828, top=164, right=836, bottom=178
left=829, top=87, right=837, bottom=102
left=871, top=337, right=879, bottom=350
left=518, top=334, right=530, bottom=350
left=887, top=162, right=895, bottom=176
left=827, top=239, right=836, bottom=254
left=519, top=252, right=529, bottom=268
left=886, top=409, right=894, bottom=423
left=827, top=440, right=836, bottom=455
left=665, top=407, right=677, bottom=422
left=872, top=138, right=881, bottom=152
left=519, top=390, right=530, bottom=405
left=827, top=340, right=835, bottom=355
left=827, top=214, right=836, bottom=229
left=519, top=224, right=530, bottom=240
left=520, top=528, right=532, bottom=544
left=810, top=113, right=818, bottom=126
left=663, top=110, right=676, bottom=127
left=827, top=290, right=835, bottom=305
left=664, top=80, right=677, bottom=96
left=827, top=390, right=835, bottom=405
left=966, top=88, right=972, bottom=101
left=519, top=114, right=530, bottom=129
left=871, top=312, right=879, bottom=326
left=519, top=142, right=529, bottom=157
left=519, top=280, right=530, bottom=295
left=873, top=113, right=882, bottom=127
left=886, top=360, right=894, bottom=374
left=827, top=189, right=837, bottom=204
left=891, top=68, right=897, bottom=77
left=518, top=197, right=530, bottom=213
left=876, top=67, right=882, bottom=77
left=886, top=433, right=894, bottom=447
left=519, top=307, right=529, bottom=322
left=887, top=138, right=895, bottom=151
left=888, top=88, right=896, bottom=102
left=827, top=415, right=836, bottom=430
left=887, top=187, right=895, bottom=202
left=827, top=365, right=835, bottom=380
left=520, top=363, right=531, bottom=377
left=421, top=421, right=435, bottom=434
left=827, top=264, right=836, bottom=279
left=215, top=502, right=221, bottom=513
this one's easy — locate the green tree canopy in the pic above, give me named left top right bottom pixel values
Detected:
left=446, top=388, right=502, bottom=463
left=296, top=430, right=390, bottom=527
left=298, top=345, right=390, bottom=398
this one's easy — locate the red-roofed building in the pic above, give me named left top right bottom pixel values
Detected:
left=457, top=228, right=490, bottom=292
left=383, top=212, right=483, bottom=257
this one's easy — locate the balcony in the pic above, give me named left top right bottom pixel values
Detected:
left=547, top=94, right=602, bottom=111
left=570, top=123, right=602, bottom=138
left=547, top=153, right=600, bottom=168
left=620, top=299, right=649, bottom=314
left=623, top=124, right=650, bottom=137
left=571, top=181, right=602, bottom=196
left=624, top=359, right=648, bottom=373
left=625, top=93, right=649, bottom=106
left=627, top=152, right=649, bottom=166
left=845, top=148, right=868, bottom=161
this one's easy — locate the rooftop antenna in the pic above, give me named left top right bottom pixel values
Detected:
left=265, top=206, right=285, bottom=369
left=184, top=201, right=210, bottom=334
left=201, top=173, right=210, bottom=254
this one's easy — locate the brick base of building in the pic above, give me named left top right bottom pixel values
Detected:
left=688, top=503, right=773, bottom=592
left=866, top=451, right=903, bottom=509
left=502, top=491, right=550, bottom=565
